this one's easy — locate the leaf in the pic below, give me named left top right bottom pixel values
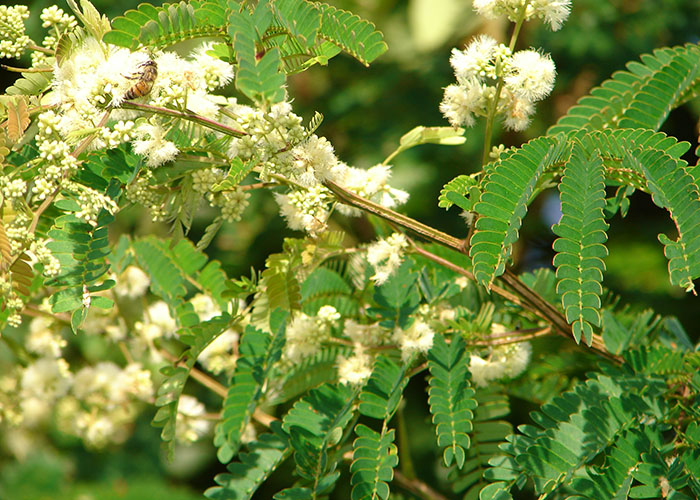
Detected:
left=301, top=266, right=358, bottom=316
left=212, top=157, right=257, bottom=192
left=552, top=143, right=609, bottom=345
left=370, top=260, right=420, bottom=329
left=623, top=147, right=700, bottom=293
left=358, top=355, right=408, bottom=421
left=427, top=333, right=476, bottom=469
left=4, top=71, right=52, bottom=96
left=439, top=174, right=478, bottom=211
left=152, top=314, right=232, bottom=458
left=206, top=424, right=290, bottom=500
left=350, top=424, right=398, bottom=500
left=469, top=136, right=569, bottom=288
left=282, top=383, right=357, bottom=493
left=548, top=44, right=700, bottom=135
left=5, top=97, right=31, bottom=143
left=214, top=311, right=287, bottom=463
left=316, top=3, right=388, bottom=66
left=389, top=126, right=466, bottom=163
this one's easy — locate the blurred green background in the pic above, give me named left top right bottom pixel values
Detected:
left=2, top=0, right=699, bottom=498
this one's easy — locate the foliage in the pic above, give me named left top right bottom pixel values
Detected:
left=0, top=1, right=699, bottom=499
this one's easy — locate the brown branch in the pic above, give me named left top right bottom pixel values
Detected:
left=326, top=179, right=619, bottom=362
left=120, top=101, right=247, bottom=137
left=393, top=470, right=451, bottom=500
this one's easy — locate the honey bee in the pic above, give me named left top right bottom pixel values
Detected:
left=123, top=59, right=158, bottom=100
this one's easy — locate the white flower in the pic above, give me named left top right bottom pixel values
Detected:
left=450, top=35, right=500, bottom=82
left=440, top=82, right=486, bottom=128
left=504, top=50, right=555, bottom=101
left=469, top=341, right=532, bottom=387
left=393, top=320, right=435, bottom=361
left=26, top=317, right=66, bottom=358
left=274, top=186, right=332, bottom=235
left=198, top=329, right=239, bottom=374
left=292, top=135, right=338, bottom=186
left=530, top=0, right=571, bottom=31
left=192, top=42, right=235, bottom=91
left=132, top=122, right=179, bottom=167
left=502, top=92, right=535, bottom=131
left=331, top=163, right=409, bottom=216
left=283, top=310, right=337, bottom=363
left=367, top=233, right=409, bottom=285
left=472, top=0, right=571, bottom=31
left=337, top=346, right=373, bottom=385
left=190, top=293, right=221, bottom=321
left=20, top=358, right=72, bottom=425
left=114, top=265, right=150, bottom=298
left=147, top=300, right=178, bottom=336
left=344, top=320, right=390, bottom=347
left=176, top=395, right=211, bottom=443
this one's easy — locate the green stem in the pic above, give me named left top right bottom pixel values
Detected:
left=396, top=402, right=415, bottom=479
left=480, top=5, right=529, bottom=167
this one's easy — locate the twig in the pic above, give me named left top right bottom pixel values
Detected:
left=120, top=101, right=247, bottom=137
left=394, top=470, right=451, bottom=500
left=1, top=64, right=52, bottom=73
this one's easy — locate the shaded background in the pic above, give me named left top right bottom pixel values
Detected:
left=2, top=0, right=699, bottom=498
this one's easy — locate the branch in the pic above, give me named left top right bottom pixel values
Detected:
left=120, top=101, right=247, bottom=137
left=326, top=179, right=619, bottom=361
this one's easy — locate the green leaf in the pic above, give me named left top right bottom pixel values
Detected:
left=552, top=143, right=609, bottom=345
left=358, top=355, right=408, bottom=421
left=212, top=157, right=257, bottom=192
left=439, top=174, right=478, bottom=211
left=371, top=260, right=420, bottom=329
left=214, top=311, right=287, bottom=462
left=282, top=383, right=357, bottom=493
left=470, top=136, right=569, bottom=288
left=153, top=314, right=232, bottom=458
left=427, top=333, right=476, bottom=468
left=623, top=147, right=700, bottom=293
left=548, top=44, right=700, bottom=135
left=316, top=3, right=388, bottom=66
left=206, top=423, right=290, bottom=500
left=350, top=424, right=398, bottom=500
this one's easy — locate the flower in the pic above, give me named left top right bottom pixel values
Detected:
left=367, top=233, right=409, bottom=285
left=114, top=265, right=151, bottom=298
left=393, top=320, right=435, bottom=361
left=176, top=395, right=211, bottom=443
left=337, top=346, right=373, bottom=385
left=504, top=50, right=556, bottom=101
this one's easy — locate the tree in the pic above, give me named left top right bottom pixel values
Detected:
left=1, top=1, right=698, bottom=498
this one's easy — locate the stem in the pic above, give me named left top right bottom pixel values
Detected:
left=1, top=64, right=52, bottom=73
left=27, top=43, right=53, bottom=54
left=325, top=179, right=466, bottom=250
left=480, top=5, right=529, bottom=167
left=396, top=403, right=416, bottom=480
left=393, top=470, right=451, bottom=500
left=119, top=101, right=246, bottom=137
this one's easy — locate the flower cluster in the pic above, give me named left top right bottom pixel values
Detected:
left=275, top=185, right=334, bottom=236
left=366, top=233, right=410, bottom=285
left=473, top=0, right=571, bottom=31
left=283, top=306, right=340, bottom=363
left=469, top=334, right=532, bottom=387
left=0, top=5, right=30, bottom=59
left=440, top=35, right=556, bottom=131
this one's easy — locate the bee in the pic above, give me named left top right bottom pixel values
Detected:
left=123, top=59, right=158, bottom=100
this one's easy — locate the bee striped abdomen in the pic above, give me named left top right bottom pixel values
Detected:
left=123, top=60, right=158, bottom=100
